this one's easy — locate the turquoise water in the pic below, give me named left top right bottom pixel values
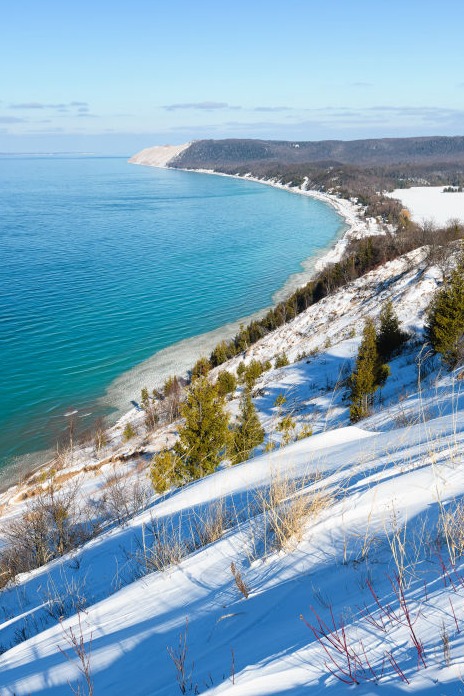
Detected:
left=0, top=157, right=344, bottom=477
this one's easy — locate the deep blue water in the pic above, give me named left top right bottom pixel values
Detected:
left=0, top=157, right=344, bottom=476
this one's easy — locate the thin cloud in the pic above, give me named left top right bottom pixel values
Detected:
left=254, top=106, right=293, bottom=112
left=163, top=101, right=233, bottom=111
left=9, top=101, right=90, bottom=111
left=0, top=116, right=27, bottom=123
left=10, top=102, right=44, bottom=109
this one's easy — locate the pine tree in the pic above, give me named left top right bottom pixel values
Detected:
left=216, top=370, right=237, bottom=397
left=427, top=254, right=464, bottom=367
left=377, top=299, right=408, bottom=360
left=191, top=356, right=211, bottom=380
left=174, top=376, right=230, bottom=479
left=230, top=389, right=265, bottom=464
left=150, top=449, right=184, bottom=494
left=350, top=317, right=389, bottom=422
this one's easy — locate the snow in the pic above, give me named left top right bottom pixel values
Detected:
left=388, top=186, right=464, bottom=226
left=3, top=237, right=464, bottom=694
left=3, top=151, right=464, bottom=694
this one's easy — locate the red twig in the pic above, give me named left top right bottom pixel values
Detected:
left=449, top=597, right=460, bottom=634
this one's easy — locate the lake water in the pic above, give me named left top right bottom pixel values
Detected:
left=0, top=157, right=345, bottom=481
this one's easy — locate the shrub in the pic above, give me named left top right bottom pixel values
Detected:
left=162, top=375, right=182, bottom=422
left=236, top=361, right=246, bottom=381
left=216, top=370, right=237, bottom=397
left=0, top=481, right=92, bottom=583
left=275, top=352, right=290, bottom=368
left=297, top=424, right=313, bottom=440
left=122, top=422, right=137, bottom=442
left=102, top=472, right=150, bottom=525
left=278, top=414, right=296, bottom=446
left=191, top=356, right=211, bottom=380
left=242, top=359, right=264, bottom=389
left=150, top=450, right=184, bottom=494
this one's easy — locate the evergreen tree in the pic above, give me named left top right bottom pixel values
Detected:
left=216, top=370, right=237, bottom=397
left=140, top=387, right=150, bottom=410
left=377, top=299, right=408, bottom=360
left=150, top=449, right=184, bottom=494
left=350, top=317, right=389, bottom=422
left=275, top=352, right=290, bottom=368
left=230, top=389, right=265, bottom=464
left=191, top=356, right=211, bottom=380
left=174, top=377, right=230, bottom=479
left=243, top=359, right=264, bottom=389
left=427, top=254, right=464, bottom=367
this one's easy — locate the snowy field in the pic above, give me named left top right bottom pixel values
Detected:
left=2, top=243, right=464, bottom=694
left=388, top=186, right=464, bottom=226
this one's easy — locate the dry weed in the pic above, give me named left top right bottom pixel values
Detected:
left=191, top=499, right=229, bottom=548
left=258, top=473, right=331, bottom=551
left=230, top=561, right=249, bottom=599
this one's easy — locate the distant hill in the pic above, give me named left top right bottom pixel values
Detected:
left=170, top=136, right=464, bottom=170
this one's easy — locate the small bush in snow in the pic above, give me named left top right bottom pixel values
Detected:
left=275, top=352, right=290, bottom=368
left=122, top=422, right=137, bottom=442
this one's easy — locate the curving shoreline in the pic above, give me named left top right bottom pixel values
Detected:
left=178, top=168, right=384, bottom=278
left=105, top=165, right=384, bottom=423
left=1, top=163, right=379, bottom=496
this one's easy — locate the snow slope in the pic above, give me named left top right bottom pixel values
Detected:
left=2, top=246, right=464, bottom=695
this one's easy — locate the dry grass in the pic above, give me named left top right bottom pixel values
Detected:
left=440, top=500, right=464, bottom=566
left=136, top=517, right=190, bottom=574
left=230, top=561, right=249, bottom=599
left=258, top=473, right=331, bottom=551
left=191, top=499, right=229, bottom=548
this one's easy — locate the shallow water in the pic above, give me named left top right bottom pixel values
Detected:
left=0, top=157, right=344, bottom=478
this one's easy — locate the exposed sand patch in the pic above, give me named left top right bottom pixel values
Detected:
left=129, top=142, right=191, bottom=167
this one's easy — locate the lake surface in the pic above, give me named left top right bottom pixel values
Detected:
left=0, top=157, right=344, bottom=479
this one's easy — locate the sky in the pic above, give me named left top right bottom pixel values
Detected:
left=1, top=0, right=464, bottom=154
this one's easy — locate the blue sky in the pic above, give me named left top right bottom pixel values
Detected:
left=1, top=0, right=463, bottom=153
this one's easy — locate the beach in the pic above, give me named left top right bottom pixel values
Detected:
left=109, top=160, right=383, bottom=414
left=1, top=157, right=355, bottom=490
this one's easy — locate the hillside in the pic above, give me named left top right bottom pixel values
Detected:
left=169, top=136, right=464, bottom=170
left=130, top=137, right=464, bottom=207
left=2, top=228, right=464, bottom=693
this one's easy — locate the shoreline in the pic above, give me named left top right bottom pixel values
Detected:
left=176, top=168, right=383, bottom=285
left=1, top=164, right=378, bottom=495
left=101, top=166, right=383, bottom=433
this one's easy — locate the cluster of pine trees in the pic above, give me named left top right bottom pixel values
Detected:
left=150, top=374, right=265, bottom=493
left=350, top=250, right=464, bottom=422
left=149, top=247, right=464, bottom=495
left=349, top=300, right=408, bottom=422
left=206, top=222, right=463, bottom=372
